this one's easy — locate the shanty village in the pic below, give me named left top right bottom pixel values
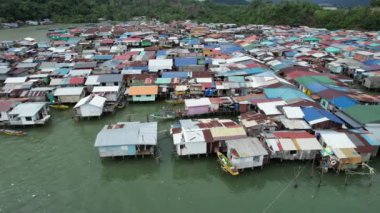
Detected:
left=1, top=18, right=380, bottom=212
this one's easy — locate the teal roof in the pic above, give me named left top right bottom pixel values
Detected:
left=155, top=78, right=171, bottom=84
left=264, top=87, right=312, bottom=101
left=325, top=47, right=341, bottom=53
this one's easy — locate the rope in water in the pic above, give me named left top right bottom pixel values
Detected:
left=262, top=161, right=310, bottom=213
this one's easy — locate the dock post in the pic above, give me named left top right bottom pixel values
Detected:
left=318, top=168, right=324, bottom=187
left=311, top=155, right=316, bottom=177
left=344, top=172, right=349, bottom=186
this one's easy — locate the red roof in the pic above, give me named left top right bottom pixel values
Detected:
left=285, top=70, right=325, bottom=80
left=69, top=77, right=85, bottom=85
left=272, top=131, right=315, bottom=139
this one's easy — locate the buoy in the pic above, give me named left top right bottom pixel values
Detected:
left=330, top=159, right=337, bottom=166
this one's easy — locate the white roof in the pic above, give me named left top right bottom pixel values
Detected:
left=74, top=95, right=106, bottom=108
left=266, top=139, right=280, bottom=152
left=356, top=51, right=373, bottom=56
left=92, top=86, right=120, bottom=93
left=8, top=102, right=46, bottom=117
left=175, top=85, right=188, bottom=92
left=5, top=77, right=27, bottom=84
left=185, top=98, right=211, bottom=107
left=68, top=69, right=92, bottom=77
left=54, top=87, right=84, bottom=96
left=257, top=101, right=287, bottom=115
left=312, top=53, right=327, bottom=58
left=225, top=56, right=252, bottom=64
left=196, top=78, right=212, bottom=83
left=317, top=131, right=356, bottom=149
left=183, top=129, right=205, bottom=143
left=278, top=138, right=297, bottom=151
left=85, top=75, right=100, bottom=86
left=295, top=138, right=322, bottom=151
left=283, top=106, right=304, bottom=119
left=148, top=59, right=173, bottom=72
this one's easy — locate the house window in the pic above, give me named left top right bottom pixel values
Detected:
left=136, top=95, right=141, bottom=97
left=180, top=145, right=185, bottom=149
left=25, top=117, right=33, bottom=121
left=114, top=82, right=118, bottom=86
left=290, top=150, right=297, bottom=155
left=253, top=156, right=260, bottom=162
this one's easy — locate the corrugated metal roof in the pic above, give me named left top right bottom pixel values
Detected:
left=94, top=122, right=157, bottom=147
left=9, top=102, right=46, bottom=117
left=54, top=87, right=84, bottom=96
left=226, top=137, right=268, bottom=157
left=210, top=127, right=246, bottom=141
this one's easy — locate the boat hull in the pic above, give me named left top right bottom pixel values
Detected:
left=217, top=152, right=239, bottom=176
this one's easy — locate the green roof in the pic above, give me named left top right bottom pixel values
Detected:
left=155, top=78, right=171, bottom=84
left=304, top=37, right=320, bottom=42
left=325, top=47, right=341, bottom=53
left=343, top=105, right=380, bottom=124
left=295, top=76, right=336, bottom=86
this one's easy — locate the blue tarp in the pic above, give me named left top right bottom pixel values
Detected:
left=302, top=107, right=343, bottom=124
left=174, top=57, right=198, bottom=67
left=264, top=88, right=312, bottom=101
left=329, top=96, right=357, bottom=109
left=162, top=72, right=189, bottom=79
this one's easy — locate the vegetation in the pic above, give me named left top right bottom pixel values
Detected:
left=0, top=0, right=379, bottom=30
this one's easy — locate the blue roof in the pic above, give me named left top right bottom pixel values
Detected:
left=55, top=68, right=70, bottom=76
left=360, top=134, right=380, bottom=146
left=174, top=57, right=198, bottom=67
left=181, top=38, right=200, bottom=45
left=220, top=44, right=243, bottom=54
left=302, top=107, right=343, bottom=124
left=272, top=63, right=294, bottom=72
left=264, top=88, right=312, bottom=101
left=329, top=96, right=357, bottom=109
left=156, top=50, right=167, bottom=56
left=162, top=72, right=189, bottom=79
left=218, top=67, right=267, bottom=77
left=284, top=51, right=297, bottom=57
left=363, top=59, right=380, bottom=66
left=94, top=55, right=113, bottom=60
left=306, top=82, right=328, bottom=93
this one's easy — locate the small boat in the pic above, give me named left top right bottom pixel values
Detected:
left=165, top=99, right=184, bottom=105
left=150, top=110, right=176, bottom=120
left=49, top=104, right=70, bottom=109
left=217, top=151, right=239, bottom=176
left=0, top=129, right=26, bottom=136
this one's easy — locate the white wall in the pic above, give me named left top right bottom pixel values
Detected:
left=0, top=112, right=9, bottom=122
left=176, top=142, right=207, bottom=156
left=79, top=104, right=103, bottom=117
